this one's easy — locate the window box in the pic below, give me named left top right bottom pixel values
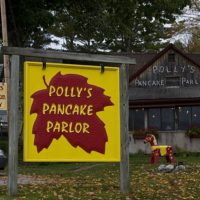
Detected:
left=189, top=135, right=200, bottom=138
left=132, top=128, right=158, bottom=140
left=132, top=134, right=146, bottom=139
left=185, top=126, right=200, bottom=138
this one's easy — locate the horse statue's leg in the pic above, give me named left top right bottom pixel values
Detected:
left=151, top=149, right=160, bottom=164
left=166, top=146, right=175, bottom=163
left=150, top=152, right=155, bottom=164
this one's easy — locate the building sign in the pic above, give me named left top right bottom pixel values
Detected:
left=134, top=64, right=200, bottom=88
left=0, top=83, right=7, bottom=110
left=24, top=62, right=120, bottom=162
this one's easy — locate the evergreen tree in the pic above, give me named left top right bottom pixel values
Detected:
left=6, top=0, right=65, bottom=47
left=186, top=28, right=200, bottom=52
left=4, top=0, right=191, bottom=52
left=51, top=0, right=191, bottom=52
left=166, top=0, right=200, bottom=51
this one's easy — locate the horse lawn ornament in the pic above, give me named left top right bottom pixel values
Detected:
left=144, top=134, right=175, bottom=164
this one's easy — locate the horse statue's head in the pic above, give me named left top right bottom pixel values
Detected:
left=144, top=134, right=157, bottom=146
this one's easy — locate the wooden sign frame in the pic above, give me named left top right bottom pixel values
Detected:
left=3, top=46, right=135, bottom=196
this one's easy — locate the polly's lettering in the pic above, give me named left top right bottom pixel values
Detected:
left=181, top=78, right=199, bottom=86
left=42, top=103, right=94, bottom=116
left=0, top=95, right=5, bottom=99
left=135, top=77, right=200, bottom=87
left=30, top=73, right=114, bottom=154
left=152, top=65, right=195, bottom=74
left=135, top=79, right=164, bottom=87
left=49, top=85, right=92, bottom=98
left=46, top=121, right=90, bottom=134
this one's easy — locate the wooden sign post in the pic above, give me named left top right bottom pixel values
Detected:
left=120, top=64, right=129, bottom=192
left=3, top=47, right=135, bottom=196
left=8, top=55, right=19, bottom=196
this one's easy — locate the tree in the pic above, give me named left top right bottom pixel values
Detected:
left=166, top=0, right=200, bottom=52
left=50, top=0, right=191, bottom=52
left=49, top=1, right=107, bottom=52
left=3, top=0, right=191, bottom=52
left=5, top=0, right=65, bottom=47
left=185, top=28, right=200, bottom=52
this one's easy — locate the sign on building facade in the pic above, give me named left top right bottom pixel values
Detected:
left=24, top=62, right=120, bottom=162
left=0, top=83, right=7, bottom=110
left=134, top=64, right=199, bottom=88
left=132, top=49, right=200, bottom=89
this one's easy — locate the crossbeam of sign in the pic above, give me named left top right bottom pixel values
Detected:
left=30, top=72, right=114, bottom=154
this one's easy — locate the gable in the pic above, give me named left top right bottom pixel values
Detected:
left=130, top=48, right=200, bottom=89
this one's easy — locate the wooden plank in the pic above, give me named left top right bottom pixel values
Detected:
left=120, top=64, right=129, bottom=193
left=0, top=0, right=10, bottom=85
left=8, top=55, right=19, bottom=196
left=2, top=46, right=136, bottom=64
left=129, top=87, right=200, bottom=100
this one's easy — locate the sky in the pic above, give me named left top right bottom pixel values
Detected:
left=167, top=5, right=200, bottom=45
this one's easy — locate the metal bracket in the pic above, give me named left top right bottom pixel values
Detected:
left=100, top=64, right=104, bottom=73
left=42, top=62, right=46, bottom=70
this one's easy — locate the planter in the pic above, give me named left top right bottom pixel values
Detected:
left=133, top=133, right=158, bottom=140
left=131, top=128, right=158, bottom=140
left=187, top=135, right=200, bottom=138
left=132, top=134, right=146, bottom=139
left=186, top=126, right=200, bottom=138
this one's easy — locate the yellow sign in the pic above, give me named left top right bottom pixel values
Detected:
left=0, top=83, right=7, bottom=110
left=24, top=62, right=120, bottom=162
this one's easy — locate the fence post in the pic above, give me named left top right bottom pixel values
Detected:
left=120, top=63, right=129, bottom=193
left=8, top=55, right=19, bottom=196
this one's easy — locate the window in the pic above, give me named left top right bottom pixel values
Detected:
left=166, top=76, right=180, bottom=87
left=129, top=109, right=134, bottom=131
left=133, top=109, right=144, bottom=130
left=178, top=107, right=191, bottom=130
left=191, top=106, right=200, bottom=127
left=168, top=53, right=175, bottom=62
left=161, top=108, right=175, bottom=130
left=129, top=106, right=200, bottom=132
left=148, top=108, right=161, bottom=129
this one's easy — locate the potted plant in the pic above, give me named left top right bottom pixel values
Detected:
left=186, top=125, right=200, bottom=138
left=132, top=128, right=158, bottom=139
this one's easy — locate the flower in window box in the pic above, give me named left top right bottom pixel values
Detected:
left=186, top=125, right=200, bottom=138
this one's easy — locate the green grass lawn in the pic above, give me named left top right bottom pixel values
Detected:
left=0, top=153, right=200, bottom=199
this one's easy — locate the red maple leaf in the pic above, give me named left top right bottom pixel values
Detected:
left=30, top=72, right=114, bottom=154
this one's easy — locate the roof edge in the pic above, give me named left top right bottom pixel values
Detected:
left=129, top=44, right=200, bottom=83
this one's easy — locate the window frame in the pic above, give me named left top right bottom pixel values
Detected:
left=168, top=53, right=175, bottom=62
left=129, top=106, right=200, bottom=132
